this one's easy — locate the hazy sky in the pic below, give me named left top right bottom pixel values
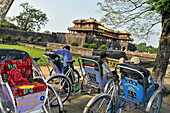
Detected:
left=6, top=0, right=160, bottom=47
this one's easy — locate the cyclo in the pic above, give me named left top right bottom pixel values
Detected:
left=42, top=53, right=110, bottom=104
left=0, top=49, right=63, bottom=113
left=83, top=62, right=162, bottom=113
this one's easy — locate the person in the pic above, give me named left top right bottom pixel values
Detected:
left=51, top=45, right=74, bottom=82
left=100, top=51, right=113, bottom=77
left=52, top=45, right=72, bottom=68
left=130, top=56, right=141, bottom=66
left=119, top=57, right=125, bottom=64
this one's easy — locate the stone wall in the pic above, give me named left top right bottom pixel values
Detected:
left=18, top=42, right=49, bottom=51
left=0, top=27, right=136, bottom=51
left=65, top=33, right=86, bottom=46
left=47, top=42, right=93, bottom=56
left=85, top=35, right=107, bottom=47
left=93, top=50, right=128, bottom=60
left=0, top=27, right=57, bottom=42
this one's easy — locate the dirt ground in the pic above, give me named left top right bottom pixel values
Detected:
left=40, top=64, right=170, bottom=113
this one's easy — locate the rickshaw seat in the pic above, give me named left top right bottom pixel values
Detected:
left=80, top=55, right=108, bottom=87
left=0, top=58, right=47, bottom=98
left=119, top=63, right=150, bottom=79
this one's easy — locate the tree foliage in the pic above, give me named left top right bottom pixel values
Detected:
left=99, top=44, right=107, bottom=50
left=36, top=37, right=42, bottom=42
left=82, top=43, right=89, bottom=48
left=71, top=41, right=78, bottom=46
left=12, top=2, right=48, bottom=31
left=43, top=30, right=51, bottom=34
left=97, top=0, right=170, bottom=88
left=1, top=19, right=19, bottom=29
left=89, top=43, right=98, bottom=49
left=139, top=42, right=147, bottom=47
left=97, top=0, right=163, bottom=40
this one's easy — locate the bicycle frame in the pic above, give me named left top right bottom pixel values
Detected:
left=42, top=55, right=63, bottom=74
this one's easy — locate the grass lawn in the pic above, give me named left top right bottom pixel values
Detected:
left=0, top=44, right=79, bottom=66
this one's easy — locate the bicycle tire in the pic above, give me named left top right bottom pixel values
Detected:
left=50, top=68, right=81, bottom=92
left=46, top=74, right=71, bottom=106
left=72, top=69, right=81, bottom=92
left=83, top=93, right=113, bottom=113
left=81, top=74, right=93, bottom=94
left=45, top=84, right=63, bottom=113
left=149, top=91, right=162, bottom=113
left=33, top=68, right=40, bottom=77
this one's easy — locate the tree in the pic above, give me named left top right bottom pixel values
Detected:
left=139, top=42, right=147, bottom=47
left=12, top=2, right=48, bottom=31
left=5, top=35, right=11, bottom=40
left=36, top=37, right=42, bottom=42
left=97, top=0, right=170, bottom=88
left=43, top=30, right=51, bottom=34
left=29, top=36, right=34, bottom=41
left=1, top=19, right=19, bottom=29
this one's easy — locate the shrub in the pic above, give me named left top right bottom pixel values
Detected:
left=71, top=41, right=78, bottom=46
left=82, top=43, right=89, bottom=48
left=89, top=43, right=98, bottom=49
left=5, top=35, right=11, bottom=40
left=29, top=36, right=34, bottom=41
left=99, top=44, right=107, bottom=50
left=36, top=37, right=42, bottom=42
left=17, top=36, right=21, bottom=41
left=14, top=37, right=18, bottom=41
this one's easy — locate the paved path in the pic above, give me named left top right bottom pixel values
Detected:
left=59, top=65, right=170, bottom=113
left=42, top=65, right=170, bottom=113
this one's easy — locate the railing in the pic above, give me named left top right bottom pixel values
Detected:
left=107, top=57, right=120, bottom=67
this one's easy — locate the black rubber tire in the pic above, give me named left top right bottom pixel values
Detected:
left=47, top=74, right=71, bottom=106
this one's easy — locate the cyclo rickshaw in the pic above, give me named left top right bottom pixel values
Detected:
left=83, top=62, right=162, bottom=113
left=41, top=53, right=110, bottom=104
left=0, top=49, right=63, bottom=113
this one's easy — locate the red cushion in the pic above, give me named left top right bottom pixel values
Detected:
left=0, top=59, right=47, bottom=98
left=0, top=59, right=33, bottom=86
left=11, top=82, right=47, bottom=98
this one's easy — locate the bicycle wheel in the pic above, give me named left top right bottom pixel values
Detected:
left=72, top=69, right=80, bottom=92
left=44, top=84, right=63, bottom=113
left=104, top=80, right=115, bottom=94
left=32, top=68, right=40, bottom=77
left=83, top=94, right=113, bottom=113
left=149, top=91, right=162, bottom=113
left=81, top=75, right=92, bottom=93
left=46, top=74, right=71, bottom=106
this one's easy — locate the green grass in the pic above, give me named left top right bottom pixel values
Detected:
left=0, top=44, right=79, bottom=66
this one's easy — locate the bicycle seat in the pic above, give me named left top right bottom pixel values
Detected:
left=32, top=57, right=41, bottom=62
left=66, top=60, right=75, bottom=64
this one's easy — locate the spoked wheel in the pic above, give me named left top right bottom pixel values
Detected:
left=83, top=94, right=113, bottom=113
left=104, top=80, right=115, bottom=94
left=149, top=91, right=162, bottom=113
left=81, top=75, right=93, bottom=94
left=72, top=69, right=80, bottom=92
left=47, top=74, right=71, bottom=106
left=32, top=68, right=40, bottom=77
left=45, top=84, right=63, bottom=113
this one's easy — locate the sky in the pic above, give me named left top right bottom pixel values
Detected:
left=6, top=0, right=160, bottom=47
